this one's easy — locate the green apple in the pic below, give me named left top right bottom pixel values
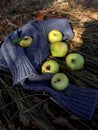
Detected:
left=51, top=73, right=69, bottom=91
left=48, top=30, right=63, bottom=43
left=41, top=59, right=60, bottom=74
left=50, top=41, right=68, bottom=57
left=19, top=36, right=33, bottom=48
left=66, top=53, right=84, bottom=71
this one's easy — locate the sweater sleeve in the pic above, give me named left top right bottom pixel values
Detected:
left=1, top=38, right=37, bottom=85
left=0, top=48, right=10, bottom=72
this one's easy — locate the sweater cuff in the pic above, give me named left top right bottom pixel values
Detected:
left=0, top=48, right=10, bottom=72
left=61, top=85, right=98, bottom=120
left=1, top=38, right=37, bottom=85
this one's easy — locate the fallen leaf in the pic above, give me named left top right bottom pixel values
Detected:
left=0, top=24, right=3, bottom=31
left=37, top=12, right=44, bottom=20
left=52, top=116, right=75, bottom=130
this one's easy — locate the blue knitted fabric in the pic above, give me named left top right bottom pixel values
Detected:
left=0, top=18, right=98, bottom=120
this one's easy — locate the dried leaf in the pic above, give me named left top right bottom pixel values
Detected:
left=0, top=24, right=3, bottom=31
left=52, top=117, right=75, bottom=130
left=43, top=102, right=55, bottom=118
left=37, top=12, right=44, bottom=20
left=11, top=37, right=23, bottom=44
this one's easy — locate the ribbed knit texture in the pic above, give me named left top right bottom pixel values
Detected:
left=0, top=18, right=98, bottom=120
left=22, top=81, right=98, bottom=120
left=0, top=48, right=10, bottom=72
left=1, top=39, right=37, bottom=85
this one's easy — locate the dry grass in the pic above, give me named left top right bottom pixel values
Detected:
left=0, top=0, right=98, bottom=130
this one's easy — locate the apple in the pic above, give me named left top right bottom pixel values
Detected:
left=51, top=73, right=69, bottom=91
left=48, top=30, right=63, bottom=43
left=50, top=41, right=68, bottom=57
left=66, top=53, right=84, bottom=71
left=41, top=59, right=60, bottom=74
left=19, top=36, right=33, bottom=48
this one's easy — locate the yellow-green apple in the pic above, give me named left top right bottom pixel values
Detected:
left=48, top=30, right=63, bottom=43
left=66, top=53, right=84, bottom=71
left=50, top=41, right=68, bottom=57
left=19, top=36, right=33, bottom=48
left=51, top=73, right=69, bottom=91
left=41, top=59, right=60, bottom=74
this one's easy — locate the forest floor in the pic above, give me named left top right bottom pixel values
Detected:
left=0, top=0, right=98, bottom=44
left=0, top=0, right=98, bottom=130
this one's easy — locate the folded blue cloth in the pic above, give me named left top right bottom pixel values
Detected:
left=0, top=18, right=98, bottom=120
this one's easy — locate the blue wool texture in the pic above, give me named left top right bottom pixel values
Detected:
left=0, top=18, right=98, bottom=120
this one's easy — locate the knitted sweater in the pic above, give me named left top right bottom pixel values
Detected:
left=0, top=18, right=98, bottom=120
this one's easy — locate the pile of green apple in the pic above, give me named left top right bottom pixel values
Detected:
left=15, top=31, right=84, bottom=91
left=41, top=29, right=85, bottom=91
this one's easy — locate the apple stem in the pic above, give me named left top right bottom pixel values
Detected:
left=46, top=65, right=50, bottom=70
left=54, top=79, right=60, bottom=83
left=24, top=38, right=28, bottom=40
left=72, top=59, right=75, bottom=63
left=54, top=34, right=57, bottom=36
